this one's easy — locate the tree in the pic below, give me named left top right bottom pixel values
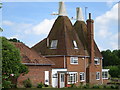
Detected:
left=101, top=49, right=120, bottom=78
left=8, top=38, right=21, bottom=42
left=1, top=37, right=28, bottom=88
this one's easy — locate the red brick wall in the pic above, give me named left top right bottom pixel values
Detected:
left=17, top=65, right=52, bottom=88
left=86, top=58, right=102, bottom=85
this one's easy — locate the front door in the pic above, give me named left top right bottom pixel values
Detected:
left=45, top=71, right=49, bottom=85
left=60, top=73, right=65, bottom=88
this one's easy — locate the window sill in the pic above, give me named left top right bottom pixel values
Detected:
left=102, top=78, right=108, bottom=79
left=49, top=48, right=57, bottom=49
left=68, top=82, right=76, bottom=84
left=96, top=79, right=100, bottom=80
left=95, top=64, right=100, bottom=65
left=74, top=48, right=78, bottom=49
left=70, top=63, right=78, bottom=65
left=80, top=80, right=85, bottom=82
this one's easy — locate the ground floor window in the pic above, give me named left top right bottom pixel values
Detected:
left=80, top=72, right=85, bottom=81
left=96, top=72, right=100, bottom=80
left=102, top=69, right=109, bottom=79
left=68, top=73, right=77, bottom=84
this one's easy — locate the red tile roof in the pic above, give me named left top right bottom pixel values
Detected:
left=32, top=16, right=89, bottom=56
left=74, top=21, right=102, bottom=58
left=12, top=42, right=54, bottom=65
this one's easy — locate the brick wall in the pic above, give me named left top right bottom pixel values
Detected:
left=17, top=65, right=52, bottom=88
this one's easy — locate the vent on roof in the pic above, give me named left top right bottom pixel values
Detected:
left=76, top=7, right=84, bottom=21
left=58, top=1, right=67, bottom=16
left=50, top=40, right=58, bottom=49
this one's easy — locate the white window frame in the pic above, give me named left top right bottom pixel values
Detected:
left=70, top=57, right=78, bottom=64
left=50, top=40, right=58, bottom=49
left=73, top=40, right=78, bottom=49
left=96, top=72, right=100, bottom=80
left=67, top=72, right=77, bottom=84
left=80, top=72, right=85, bottom=82
left=94, top=58, right=100, bottom=65
left=102, top=69, right=109, bottom=79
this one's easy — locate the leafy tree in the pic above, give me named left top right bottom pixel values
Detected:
left=101, top=49, right=120, bottom=67
left=101, top=49, right=120, bottom=78
left=8, top=38, right=21, bottom=42
left=1, top=37, right=28, bottom=88
left=106, top=66, right=120, bottom=78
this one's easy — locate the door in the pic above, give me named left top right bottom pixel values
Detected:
left=60, top=73, right=65, bottom=88
left=45, top=71, right=49, bottom=85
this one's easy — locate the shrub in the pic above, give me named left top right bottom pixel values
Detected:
left=110, top=85, right=119, bottom=89
left=68, top=84, right=77, bottom=88
left=37, top=82, right=43, bottom=88
left=83, top=83, right=90, bottom=89
left=92, top=85, right=100, bottom=89
left=23, top=78, right=32, bottom=88
left=2, top=80, right=12, bottom=88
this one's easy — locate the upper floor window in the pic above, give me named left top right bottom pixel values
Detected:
left=73, top=40, right=78, bottom=49
left=50, top=40, right=58, bottom=49
left=70, top=57, right=78, bottom=64
left=80, top=72, right=85, bottom=81
left=96, top=72, right=100, bottom=80
left=94, top=58, right=100, bottom=65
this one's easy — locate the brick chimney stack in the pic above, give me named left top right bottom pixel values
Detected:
left=86, top=13, right=94, bottom=64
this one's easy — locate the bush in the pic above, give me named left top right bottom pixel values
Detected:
left=110, top=85, right=119, bottom=89
left=68, top=84, right=77, bottom=88
left=37, top=82, right=43, bottom=88
left=23, top=78, right=32, bottom=88
left=2, top=80, right=12, bottom=88
left=83, top=83, right=90, bottom=89
left=92, top=85, right=101, bottom=89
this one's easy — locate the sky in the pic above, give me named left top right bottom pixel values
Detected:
left=1, top=1, right=120, bottom=51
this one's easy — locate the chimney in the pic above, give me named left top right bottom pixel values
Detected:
left=58, top=1, right=67, bottom=16
left=76, top=7, right=84, bottom=21
left=86, top=13, right=94, bottom=64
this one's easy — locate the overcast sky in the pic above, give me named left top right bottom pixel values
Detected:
left=1, top=1, right=119, bottom=51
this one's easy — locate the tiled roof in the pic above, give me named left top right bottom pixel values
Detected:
left=13, top=42, right=54, bottom=65
left=74, top=21, right=102, bottom=58
left=32, top=16, right=89, bottom=56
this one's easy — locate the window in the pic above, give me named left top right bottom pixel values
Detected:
left=50, top=40, right=58, bottom=49
left=80, top=72, right=85, bottom=81
left=68, top=73, right=77, bottom=84
left=102, top=71, right=108, bottom=79
left=70, top=57, right=78, bottom=64
left=96, top=72, right=100, bottom=80
left=73, top=40, right=78, bottom=49
left=94, top=58, right=100, bottom=65
left=61, top=74, right=64, bottom=82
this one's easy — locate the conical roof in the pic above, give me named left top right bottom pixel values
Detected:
left=32, top=16, right=89, bottom=56
left=13, top=42, right=54, bottom=65
left=74, top=20, right=102, bottom=58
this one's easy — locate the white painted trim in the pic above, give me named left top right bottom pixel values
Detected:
left=45, top=71, right=49, bottom=85
left=96, top=72, right=100, bottom=80
left=80, top=72, right=85, bottom=82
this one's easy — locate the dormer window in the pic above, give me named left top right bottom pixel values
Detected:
left=73, top=40, right=78, bottom=49
left=50, top=40, right=58, bottom=49
left=94, top=58, right=100, bottom=65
